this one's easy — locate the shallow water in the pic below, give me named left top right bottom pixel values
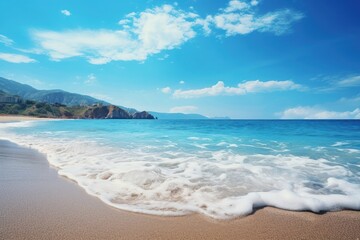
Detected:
left=1, top=119, right=360, bottom=219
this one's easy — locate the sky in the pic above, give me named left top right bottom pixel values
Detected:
left=0, top=0, right=359, bottom=119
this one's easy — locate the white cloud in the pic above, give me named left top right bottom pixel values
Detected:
left=173, top=80, right=301, bottom=98
left=161, top=86, right=172, bottom=94
left=250, top=0, right=259, bottom=6
left=211, top=1, right=303, bottom=36
left=30, top=2, right=303, bottom=64
left=337, top=75, right=360, bottom=87
left=195, top=16, right=213, bottom=35
left=280, top=106, right=360, bottom=119
left=0, top=34, right=14, bottom=46
left=33, top=5, right=199, bottom=64
left=174, top=81, right=225, bottom=98
left=84, top=73, right=96, bottom=85
left=224, top=0, right=249, bottom=13
left=179, top=80, right=185, bottom=84
left=61, top=10, right=71, bottom=16
left=170, top=105, right=198, bottom=113
left=32, top=29, right=138, bottom=63
left=118, top=19, right=130, bottom=25
left=0, top=52, right=36, bottom=63
left=238, top=79, right=301, bottom=92
left=132, top=5, right=197, bottom=52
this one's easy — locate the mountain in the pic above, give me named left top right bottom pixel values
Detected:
left=0, top=77, right=209, bottom=119
left=0, top=93, right=154, bottom=119
left=0, top=77, right=108, bottom=106
left=0, top=90, right=22, bottom=103
left=149, top=111, right=208, bottom=120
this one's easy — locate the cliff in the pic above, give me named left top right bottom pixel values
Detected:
left=83, top=105, right=154, bottom=119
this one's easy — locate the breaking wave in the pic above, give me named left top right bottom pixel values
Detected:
left=1, top=120, right=360, bottom=219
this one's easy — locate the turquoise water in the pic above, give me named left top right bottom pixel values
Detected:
left=1, top=120, right=360, bottom=218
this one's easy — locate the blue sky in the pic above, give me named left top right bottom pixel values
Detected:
left=0, top=0, right=359, bottom=119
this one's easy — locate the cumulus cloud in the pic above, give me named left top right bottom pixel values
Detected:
left=170, top=105, right=198, bottom=113
left=250, top=0, right=259, bottom=6
left=161, top=86, right=172, bottom=94
left=0, top=52, right=36, bottom=63
left=30, top=1, right=303, bottom=64
left=210, top=0, right=303, bottom=36
left=132, top=5, right=197, bottom=52
left=61, top=10, right=71, bottom=16
left=179, top=80, right=185, bottom=84
left=280, top=106, right=360, bottom=119
left=0, top=34, right=14, bottom=46
left=173, top=80, right=301, bottom=98
left=224, top=0, right=249, bottom=12
left=33, top=5, right=199, bottom=64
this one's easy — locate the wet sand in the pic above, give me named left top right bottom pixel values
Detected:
left=0, top=139, right=360, bottom=240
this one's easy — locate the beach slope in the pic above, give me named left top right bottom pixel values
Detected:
left=0, top=139, right=360, bottom=240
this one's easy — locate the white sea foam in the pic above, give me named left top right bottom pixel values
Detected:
left=332, top=141, right=349, bottom=147
left=337, top=148, right=360, bottom=154
left=188, top=137, right=212, bottom=141
left=1, top=121, right=360, bottom=219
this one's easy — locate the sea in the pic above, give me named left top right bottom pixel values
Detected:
left=1, top=119, right=360, bottom=219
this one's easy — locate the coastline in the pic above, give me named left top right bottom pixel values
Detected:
left=1, top=138, right=360, bottom=240
left=0, top=114, right=50, bottom=122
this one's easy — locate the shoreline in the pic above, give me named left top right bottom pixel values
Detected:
left=0, top=114, right=50, bottom=122
left=1, top=117, right=360, bottom=239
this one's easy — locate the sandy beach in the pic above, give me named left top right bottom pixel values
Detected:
left=1, top=0, right=359, bottom=238
left=0, top=132, right=359, bottom=240
left=0, top=115, right=49, bottom=122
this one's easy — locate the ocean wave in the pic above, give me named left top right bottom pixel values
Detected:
left=1, top=121, right=360, bottom=219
